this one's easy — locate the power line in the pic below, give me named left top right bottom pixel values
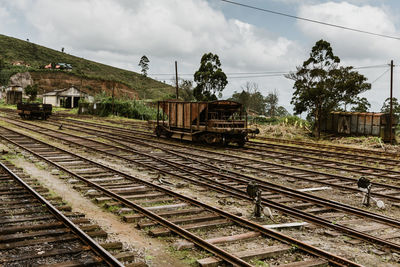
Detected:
left=227, top=73, right=288, bottom=79
left=148, top=64, right=391, bottom=80
left=148, top=64, right=388, bottom=76
left=370, top=68, right=390, bottom=84
left=353, top=64, right=389, bottom=70
left=221, top=0, right=400, bottom=41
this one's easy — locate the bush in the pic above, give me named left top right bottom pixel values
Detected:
left=81, top=94, right=157, bottom=120
left=278, top=115, right=309, bottom=127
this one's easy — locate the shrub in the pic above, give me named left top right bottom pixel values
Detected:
left=82, top=93, right=157, bottom=120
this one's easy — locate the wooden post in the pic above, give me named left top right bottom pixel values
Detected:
left=389, top=60, right=394, bottom=144
left=157, top=101, right=159, bottom=127
left=175, top=61, right=179, bottom=99
left=112, top=82, right=115, bottom=115
left=168, top=102, right=171, bottom=130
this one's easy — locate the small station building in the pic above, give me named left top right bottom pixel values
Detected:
left=43, top=86, right=93, bottom=108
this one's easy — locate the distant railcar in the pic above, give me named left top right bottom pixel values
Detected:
left=17, top=103, right=52, bottom=120
left=153, top=100, right=258, bottom=146
left=321, top=111, right=397, bottom=142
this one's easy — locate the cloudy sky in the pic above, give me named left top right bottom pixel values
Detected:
left=1, top=0, right=400, bottom=113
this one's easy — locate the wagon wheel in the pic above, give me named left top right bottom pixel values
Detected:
left=155, top=126, right=163, bottom=137
left=237, top=138, right=246, bottom=147
left=203, top=133, right=216, bottom=145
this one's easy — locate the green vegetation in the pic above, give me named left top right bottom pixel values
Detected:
left=82, top=93, right=158, bottom=120
left=194, top=52, right=227, bottom=101
left=286, top=39, right=371, bottom=137
left=0, top=99, right=17, bottom=109
left=381, top=97, right=400, bottom=120
left=138, top=55, right=150, bottom=77
left=167, top=246, right=211, bottom=266
left=229, top=82, right=289, bottom=117
left=0, top=34, right=174, bottom=99
left=25, top=84, right=38, bottom=102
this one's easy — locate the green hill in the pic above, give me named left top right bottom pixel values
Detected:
left=0, top=34, right=174, bottom=99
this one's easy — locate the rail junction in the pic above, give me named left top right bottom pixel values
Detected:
left=0, top=109, right=400, bottom=266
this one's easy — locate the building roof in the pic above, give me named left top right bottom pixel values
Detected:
left=43, top=86, right=86, bottom=97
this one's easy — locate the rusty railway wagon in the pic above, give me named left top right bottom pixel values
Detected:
left=321, top=111, right=397, bottom=142
left=154, top=100, right=258, bottom=146
left=17, top=103, right=52, bottom=120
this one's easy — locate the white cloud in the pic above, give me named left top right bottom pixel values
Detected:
left=297, top=2, right=399, bottom=60
left=0, top=0, right=304, bottom=109
left=296, top=1, right=400, bottom=112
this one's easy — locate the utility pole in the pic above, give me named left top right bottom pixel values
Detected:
left=390, top=60, right=394, bottom=145
left=112, top=81, right=115, bottom=115
left=175, top=61, right=179, bottom=99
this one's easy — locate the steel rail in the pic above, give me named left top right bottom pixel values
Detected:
left=50, top=115, right=397, bottom=164
left=6, top=119, right=400, bottom=220
left=240, top=144, right=400, bottom=179
left=0, top=126, right=359, bottom=266
left=0, top=127, right=250, bottom=266
left=53, top=117, right=400, bottom=177
left=4, top=123, right=400, bottom=253
left=33, top=119, right=400, bottom=203
left=0, top=161, right=123, bottom=267
left=254, top=136, right=400, bottom=158
left=5, top=119, right=400, bottom=227
left=55, top=115, right=397, bottom=159
left=247, top=140, right=400, bottom=166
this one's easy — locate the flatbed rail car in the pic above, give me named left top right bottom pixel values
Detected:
left=153, top=100, right=258, bottom=146
left=17, top=103, right=52, bottom=120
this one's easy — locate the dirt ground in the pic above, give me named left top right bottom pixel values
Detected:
left=7, top=151, right=187, bottom=267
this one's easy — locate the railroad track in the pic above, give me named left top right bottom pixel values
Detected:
left=2, top=118, right=400, bottom=265
left=246, top=140, right=400, bottom=169
left=254, top=136, right=400, bottom=158
left=53, top=116, right=400, bottom=188
left=40, top=117, right=400, bottom=205
left=0, top=157, right=124, bottom=266
left=0, top=125, right=357, bottom=266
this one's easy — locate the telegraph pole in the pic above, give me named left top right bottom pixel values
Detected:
left=112, top=81, right=115, bottom=115
left=389, top=60, right=394, bottom=145
left=175, top=61, right=179, bottom=99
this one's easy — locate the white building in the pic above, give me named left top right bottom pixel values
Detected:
left=43, top=86, right=93, bottom=108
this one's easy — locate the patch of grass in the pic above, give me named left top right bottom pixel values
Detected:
left=103, top=203, right=121, bottom=213
left=34, top=162, right=47, bottom=170
left=251, top=259, right=270, bottom=267
left=167, top=246, right=211, bottom=266
left=0, top=99, right=17, bottom=109
left=144, top=255, right=154, bottom=261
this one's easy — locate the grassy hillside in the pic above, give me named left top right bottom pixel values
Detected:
left=0, top=34, right=174, bottom=99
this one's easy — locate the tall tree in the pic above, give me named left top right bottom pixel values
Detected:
left=265, top=90, right=279, bottom=117
left=138, top=55, right=149, bottom=77
left=381, top=97, right=400, bottom=119
left=230, top=82, right=264, bottom=115
left=350, top=97, right=371, bottom=112
left=179, top=79, right=195, bottom=101
left=286, top=39, right=371, bottom=137
left=193, top=53, right=227, bottom=101
left=25, top=84, right=38, bottom=102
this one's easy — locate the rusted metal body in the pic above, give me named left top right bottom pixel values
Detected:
left=17, top=103, right=52, bottom=120
left=155, top=100, right=257, bottom=146
left=321, top=111, right=397, bottom=141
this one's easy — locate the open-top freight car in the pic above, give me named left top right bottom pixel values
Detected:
left=154, top=100, right=258, bottom=146
left=17, top=103, right=52, bottom=120
left=321, top=111, right=397, bottom=142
